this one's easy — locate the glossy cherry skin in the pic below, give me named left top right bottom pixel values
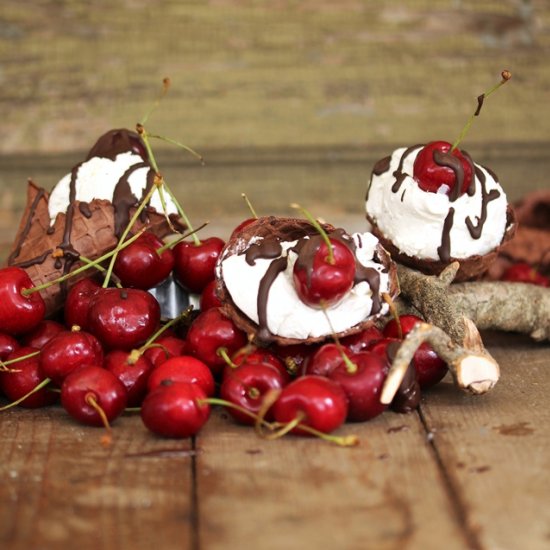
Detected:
left=143, top=335, right=188, bottom=368
left=0, top=267, right=45, bottom=335
left=272, top=375, right=349, bottom=435
left=0, top=347, right=57, bottom=408
left=113, top=232, right=175, bottom=290
left=141, top=381, right=210, bottom=438
left=22, top=320, right=65, bottom=350
left=383, top=315, right=448, bottom=388
left=229, top=218, right=256, bottom=240
left=293, top=238, right=355, bottom=308
left=227, top=347, right=290, bottom=382
left=340, top=326, right=384, bottom=354
left=104, top=350, right=154, bottom=407
left=221, top=362, right=288, bottom=425
left=501, top=262, right=549, bottom=287
left=40, top=329, right=104, bottom=386
left=147, top=356, right=216, bottom=397
left=199, top=279, right=222, bottom=312
left=87, top=288, right=161, bottom=350
left=186, top=308, right=247, bottom=375
left=304, top=343, right=348, bottom=377
left=64, top=277, right=101, bottom=330
left=173, top=237, right=225, bottom=293
left=413, top=141, right=473, bottom=197
left=0, top=332, right=19, bottom=361
left=328, top=352, right=388, bottom=422
left=61, top=365, right=127, bottom=426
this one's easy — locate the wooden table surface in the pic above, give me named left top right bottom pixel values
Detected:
left=1, top=146, right=549, bottom=550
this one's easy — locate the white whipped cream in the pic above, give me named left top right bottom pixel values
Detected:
left=48, top=151, right=178, bottom=223
left=365, top=147, right=508, bottom=260
left=218, top=232, right=390, bottom=340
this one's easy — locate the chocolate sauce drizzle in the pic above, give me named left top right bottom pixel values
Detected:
left=437, top=208, right=455, bottom=263
left=372, top=155, right=391, bottom=176
left=391, top=144, right=423, bottom=194
left=251, top=226, right=384, bottom=342
left=242, top=237, right=283, bottom=266
left=257, top=256, right=288, bottom=343
left=465, top=167, right=501, bottom=239
left=432, top=149, right=475, bottom=202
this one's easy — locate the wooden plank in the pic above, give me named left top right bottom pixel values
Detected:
left=195, top=408, right=467, bottom=549
left=1, top=1, right=549, bottom=153
left=0, top=408, right=195, bottom=550
left=420, top=333, right=550, bottom=550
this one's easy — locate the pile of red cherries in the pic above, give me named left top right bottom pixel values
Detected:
left=0, top=223, right=453, bottom=444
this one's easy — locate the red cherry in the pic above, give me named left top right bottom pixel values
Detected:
left=501, top=262, right=549, bottom=287
left=173, top=237, right=225, bottom=293
left=141, top=381, right=210, bottom=438
left=304, top=343, right=348, bottom=377
left=64, top=277, right=101, bottom=330
left=383, top=315, right=447, bottom=388
left=113, top=231, right=175, bottom=290
left=0, top=332, right=19, bottom=361
left=61, top=365, right=127, bottom=426
left=229, top=218, right=256, bottom=239
left=199, top=279, right=222, bottom=312
left=40, top=329, right=104, bottom=385
left=220, top=362, right=288, bottom=425
left=0, top=347, right=57, bottom=408
left=272, top=375, right=348, bottom=436
left=104, top=350, right=154, bottom=407
left=272, top=343, right=314, bottom=375
left=21, top=320, right=65, bottom=350
left=143, top=335, right=188, bottom=368
left=293, top=237, right=355, bottom=308
left=413, top=141, right=473, bottom=198
left=186, top=308, right=247, bottom=375
left=228, top=347, right=290, bottom=382
left=87, top=288, right=161, bottom=350
left=328, top=352, right=388, bottom=422
left=340, top=326, right=383, bottom=354
left=0, top=267, right=45, bottom=335
left=147, top=356, right=215, bottom=397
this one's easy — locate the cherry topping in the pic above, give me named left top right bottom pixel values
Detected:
left=413, top=141, right=473, bottom=199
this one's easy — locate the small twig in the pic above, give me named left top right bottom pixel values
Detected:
left=381, top=322, right=500, bottom=404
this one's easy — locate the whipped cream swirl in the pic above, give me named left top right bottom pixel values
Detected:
left=366, top=146, right=508, bottom=261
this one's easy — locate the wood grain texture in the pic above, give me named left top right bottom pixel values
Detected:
left=0, top=409, right=195, bottom=550
left=0, top=1, right=549, bottom=153
left=195, top=409, right=466, bottom=550
left=420, top=333, right=550, bottom=550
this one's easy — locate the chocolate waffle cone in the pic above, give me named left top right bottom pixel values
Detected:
left=7, top=180, right=182, bottom=315
left=216, top=216, right=398, bottom=346
left=367, top=204, right=517, bottom=282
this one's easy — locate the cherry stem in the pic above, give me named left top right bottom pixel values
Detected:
left=320, top=304, right=357, bottom=374
left=124, top=407, right=142, bottom=413
left=137, top=124, right=201, bottom=246
left=149, top=134, right=205, bottom=165
left=1, top=350, right=40, bottom=367
left=0, top=377, right=51, bottom=411
left=382, top=292, right=402, bottom=340
left=290, top=203, right=334, bottom=265
left=79, top=255, right=122, bottom=288
left=292, top=423, right=359, bottom=447
left=241, top=193, right=258, bottom=219
left=85, top=392, right=113, bottom=447
left=134, top=306, right=194, bottom=360
left=155, top=222, right=209, bottom=255
left=198, top=397, right=274, bottom=428
left=102, top=179, right=161, bottom=288
left=216, top=347, right=237, bottom=369
left=451, top=69, right=512, bottom=152
left=140, top=77, right=171, bottom=126
left=21, top=229, right=146, bottom=297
